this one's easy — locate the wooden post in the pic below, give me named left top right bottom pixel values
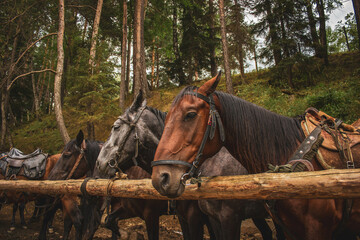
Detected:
left=1, top=169, right=360, bottom=200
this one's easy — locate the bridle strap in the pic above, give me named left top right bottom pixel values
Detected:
left=108, top=106, right=146, bottom=169
left=66, top=146, right=85, bottom=180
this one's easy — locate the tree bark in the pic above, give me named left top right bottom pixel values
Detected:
left=352, top=0, right=360, bottom=49
left=264, top=0, right=282, bottom=65
left=1, top=22, right=20, bottom=149
left=219, top=0, right=233, bottom=94
left=150, top=38, right=155, bottom=88
left=133, top=0, right=147, bottom=98
left=140, top=0, right=149, bottom=97
left=54, top=0, right=70, bottom=144
left=316, top=0, right=329, bottom=65
left=88, top=0, right=104, bottom=74
left=306, top=0, right=322, bottom=57
left=31, top=62, right=41, bottom=120
left=172, top=0, right=186, bottom=85
left=209, top=0, right=217, bottom=77
left=2, top=169, right=360, bottom=200
left=119, top=0, right=128, bottom=111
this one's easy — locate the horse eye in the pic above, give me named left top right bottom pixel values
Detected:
left=185, top=112, right=197, bottom=121
left=113, top=125, right=120, bottom=130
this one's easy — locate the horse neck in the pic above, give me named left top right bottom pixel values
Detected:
left=218, top=93, right=303, bottom=174
left=138, top=108, right=167, bottom=173
left=84, top=141, right=102, bottom=174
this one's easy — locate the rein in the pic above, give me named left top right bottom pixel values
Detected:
left=107, top=106, right=146, bottom=171
left=151, top=92, right=225, bottom=185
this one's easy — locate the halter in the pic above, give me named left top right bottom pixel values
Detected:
left=151, top=92, right=225, bottom=185
left=107, top=106, right=146, bottom=170
left=66, top=143, right=88, bottom=180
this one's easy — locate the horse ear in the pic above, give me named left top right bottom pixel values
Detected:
left=130, top=90, right=143, bottom=111
left=76, top=130, right=84, bottom=148
left=198, top=71, right=221, bottom=96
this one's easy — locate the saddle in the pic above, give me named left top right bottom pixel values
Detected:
left=301, top=108, right=360, bottom=169
left=0, top=148, right=48, bottom=179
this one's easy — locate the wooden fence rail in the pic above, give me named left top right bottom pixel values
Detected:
left=1, top=169, right=360, bottom=200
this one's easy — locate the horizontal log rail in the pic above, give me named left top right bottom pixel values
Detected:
left=1, top=169, right=360, bottom=200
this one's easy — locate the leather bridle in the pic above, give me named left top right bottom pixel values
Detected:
left=151, top=92, right=225, bottom=185
left=107, top=106, right=146, bottom=170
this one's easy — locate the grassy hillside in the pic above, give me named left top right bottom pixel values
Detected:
left=11, top=51, right=360, bottom=154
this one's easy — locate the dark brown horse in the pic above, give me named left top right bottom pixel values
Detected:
left=151, top=72, right=360, bottom=239
left=0, top=152, right=60, bottom=231
left=38, top=130, right=102, bottom=240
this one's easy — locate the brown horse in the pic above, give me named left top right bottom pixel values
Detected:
left=0, top=153, right=60, bottom=231
left=38, top=130, right=102, bottom=240
left=151, top=72, right=360, bottom=239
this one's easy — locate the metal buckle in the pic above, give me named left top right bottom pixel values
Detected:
left=108, top=159, right=117, bottom=168
left=347, top=161, right=355, bottom=169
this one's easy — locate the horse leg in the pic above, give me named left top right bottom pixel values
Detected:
left=144, top=211, right=159, bottom=240
left=62, top=214, right=73, bottom=240
left=105, top=212, right=121, bottom=238
left=252, top=218, right=273, bottom=240
left=30, top=204, right=39, bottom=223
left=202, top=214, right=216, bottom=240
left=62, top=196, right=83, bottom=240
left=274, top=222, right=286, bottom=240
left=177, top=216, right=191, bottom=240
left=10, top=203, right=18, bottom=231
left=38, top=201, right=61, bottom=240
left=19, top=202, right=27, bottom=229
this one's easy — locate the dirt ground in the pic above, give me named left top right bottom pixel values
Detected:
left=0, top=202, right=274, bottom=240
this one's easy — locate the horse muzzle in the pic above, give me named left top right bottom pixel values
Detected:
left=151, top=165, right=186, bottom=198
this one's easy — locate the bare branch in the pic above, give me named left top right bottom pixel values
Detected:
left=67, top=4, right=96, bottom=11
left=13, top=32, right=57, bottom=69
left=4, top=2, right=37, bottom=25
left=7, top=69, right=56, bottom=91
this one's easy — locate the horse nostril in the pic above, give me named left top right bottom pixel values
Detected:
left=160, top=172, right=170, bottom=189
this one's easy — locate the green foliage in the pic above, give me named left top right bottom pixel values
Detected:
left=328, top=13, right=359, bottom=53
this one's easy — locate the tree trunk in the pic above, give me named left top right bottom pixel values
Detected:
left=140, top=0, right=149, bottom=97
left=54, top=0, right=70, bottom=145
left=306, top=0, right=322, bottom=57
left=352, top=0, right=360, bottom=49
left=219, top=0, right=233, bottom=94
left=172, top=0, right=186, bottom=85
left=133, top=0, right=145, bottom=98
left=31, top=62, right=41, bottom=120
left=119, top=0, right=128, bottom=111
left=126, top=29, right=131, bottom=94
left=1, top=22, right=20, bottom=149
left=88, top=0, right=104, bottom=74
left=265, top=0, right=282, bottom=65
left=150, top=38, right=155, bottom=88
left=316, top=0, right=329, bottom=65
left=209, top=0, right=217, bottom=77
left=253, top=47, right=258, bottom=73
left=155, top=46, right=160, bottom=88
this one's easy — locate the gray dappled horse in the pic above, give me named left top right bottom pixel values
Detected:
left=97, top=91, right=281, bottom=240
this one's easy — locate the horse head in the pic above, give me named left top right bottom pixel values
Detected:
left=151, top=72, right=224, bottom=198
left=96, top=91, right=166, bottom=178
left=48, top=130, right=100, bottom=180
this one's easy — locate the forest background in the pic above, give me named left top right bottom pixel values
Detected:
left=1, top=0, right=359, bottom=154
